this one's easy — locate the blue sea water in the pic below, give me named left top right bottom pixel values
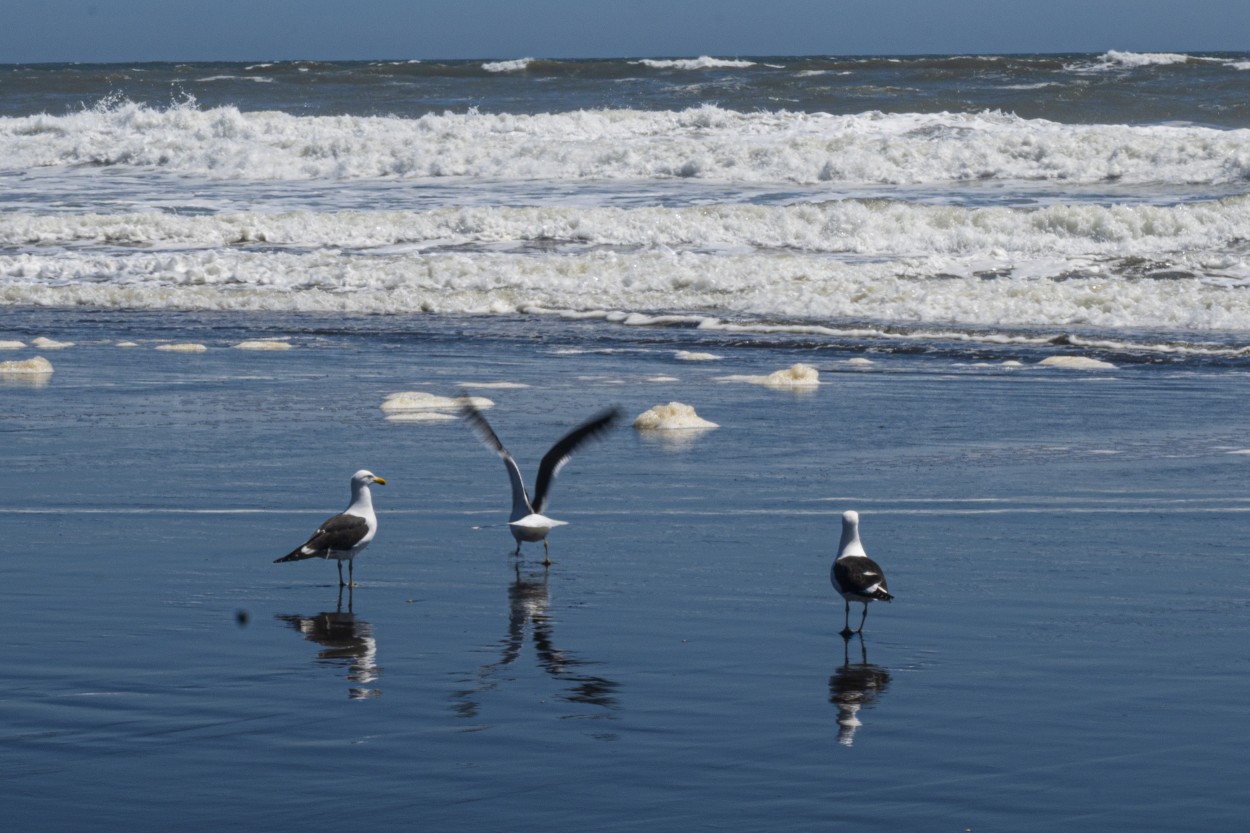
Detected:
left=4, top=52, right=1250, bottom=830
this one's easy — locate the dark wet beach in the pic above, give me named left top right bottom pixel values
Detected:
left=3, top=311, right=1249, bottom=831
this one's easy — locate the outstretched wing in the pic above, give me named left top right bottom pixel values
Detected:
left=460, top=393, right=533, bottom=518
left=531, top=406, right=623, bottom=514
left=276, top=512, right=369, bottom=562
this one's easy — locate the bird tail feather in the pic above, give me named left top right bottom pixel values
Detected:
left=274, top=547, right=317, bottom=563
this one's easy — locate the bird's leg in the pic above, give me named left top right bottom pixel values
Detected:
left=337, top=561, right=345, bottom=587
left=514, top=540, right=522, bottom=556
left=856, top=603, right=869, bottom=634
left=348, top=558, right=355, bottom=589
left=840, top=600, right=853, bottom=638
left=542, top=539, right=551, bottom=567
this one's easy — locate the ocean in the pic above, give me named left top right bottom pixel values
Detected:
left=3, top=52, right=1250, bottom=831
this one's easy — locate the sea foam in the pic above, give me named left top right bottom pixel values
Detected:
left=1039, top=356, right=1116, bottom=370
left=380, top=391, right=493, bottom=420
left=719, top=363, right=820, bottom=388
left=633, top=402, right=719, bottom=430
left=0, top=355, right=53, bottom=374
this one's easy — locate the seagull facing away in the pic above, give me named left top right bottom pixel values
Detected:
left=830, top=510, right=893, bottom=637
left=275, top=470, right=386, bottom=587
left=460, top=396, right=622, bottom=565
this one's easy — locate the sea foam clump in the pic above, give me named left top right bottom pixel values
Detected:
left=675, top=350, right=722, bottom=361
left=633, top=402, right=719, bottom=430
left=1039, top=356, right=1116, bottom=370
left=763, top=363, right=820, bottom=387
left=0, top=355, right=54, bottom=374
left=234, top=339, right=293, bottom=350
left=0, top=340, right=25, bottom=349
left=719, top=363, right=821, bottom=388
left=380, top=391, right=493, bottom=422
left=156, top=343, right=208, bottom=352
left=32, top=337, right=73, bottom=349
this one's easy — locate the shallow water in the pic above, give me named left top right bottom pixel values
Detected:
left=3, top=311, right=1250, bottom=830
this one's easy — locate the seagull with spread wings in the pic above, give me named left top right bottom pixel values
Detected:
left=460, top=396, right=621, bottom=564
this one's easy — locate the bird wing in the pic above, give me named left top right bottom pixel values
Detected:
left=460, top=394, right=533, bottom=518
left=833, top=555, right=893, bottom=601
left=276, top=512, right=369, bottom=562
left=531, top=406, right=623, bottom=514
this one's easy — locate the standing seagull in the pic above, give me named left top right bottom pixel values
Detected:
left=460, top=396, right=621, bottom=565
left=831, top=510, right=893, bottom=637
left=275, top=470, right=386, bottom=587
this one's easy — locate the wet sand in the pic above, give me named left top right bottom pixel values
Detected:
left=3, top=310, right=1250, bottom=831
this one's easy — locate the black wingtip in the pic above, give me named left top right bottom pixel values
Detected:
left=531, top=404, right=625, bottom=513
left=457, top=388, right=510, bottom=456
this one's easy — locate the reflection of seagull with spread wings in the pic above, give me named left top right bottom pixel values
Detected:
left=460, top=395, right=622, bottom=565
left=829, top=636, right=892, bottom=747
left=277, top=587, right=381, bottom=700
left=453, top=564, right=620, bottom=720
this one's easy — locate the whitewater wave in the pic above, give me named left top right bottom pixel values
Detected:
left=5, top=246, right=1250, bottom=335
left=5, top=102, right=1250, bottom=186
left=482, top=58, right=535, bottom=73
left=5, top=199, right=1250, bottom=259
left=1100, top=50, right=1195, bottom=68
left=634, top=56, right=758, bottom=70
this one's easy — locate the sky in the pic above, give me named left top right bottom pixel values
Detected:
left=3, top=0, right=1250, bottom=63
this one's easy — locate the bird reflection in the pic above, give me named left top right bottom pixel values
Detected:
left=454, top=563, right=620, bottom=721
left=829, top=635, right=891, bottom=747
left=276, top=586, right=381, bottom=700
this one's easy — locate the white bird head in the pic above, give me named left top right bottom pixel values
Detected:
left=838, top=510, right=867, bottom=558
left=352, top=470, right=386, bottom=488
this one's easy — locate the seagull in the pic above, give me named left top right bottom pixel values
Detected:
left=830, top=510, right=893, bottom=637
left=460, top=395, right=622, bottom=564
left=275, top=470, right=386, bottom=587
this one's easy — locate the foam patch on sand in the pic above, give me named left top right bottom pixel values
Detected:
left=32, top=337, right=73, bottom=349
left=1039, top=356, right=1116, bottom=370
left=115, top=341, right=139, bottom=348
left=675, top=350, right=722, bottom=361
left=0, top=355, right=54, bottom=374
left=381, top=391, right=494, bottom=421
left=647, top=375, right=680, bottom=382
left=156, top=343, right=208, bottom=352
left=633, top=402, right=719, bottom=430
left=234, top=339, right=293, bottom=350
left=846, top=357, right=874, bottom=366
left=718, top=362, right=820, bottom=388
left=0, top=340, right=25, bottom=350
